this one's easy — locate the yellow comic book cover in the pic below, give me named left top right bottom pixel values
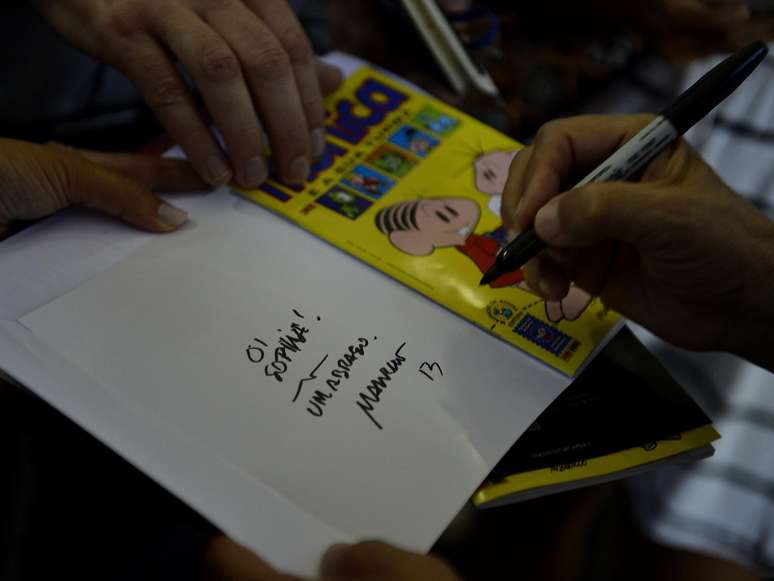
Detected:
left=237, top=67, right=622, bottom=376
left=472, top=424, right=720, bottom=507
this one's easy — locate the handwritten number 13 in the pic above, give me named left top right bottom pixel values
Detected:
left=418, top=361, right=443, bottom=381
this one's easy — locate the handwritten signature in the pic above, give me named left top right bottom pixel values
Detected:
left=355, top=342, right=407, bottom=430
left=247, top=317, right=442, bottom=431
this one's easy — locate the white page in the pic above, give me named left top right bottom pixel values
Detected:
left=18, top=188, right=567, bottom=561
left=0, top=52, right=570, bottom=574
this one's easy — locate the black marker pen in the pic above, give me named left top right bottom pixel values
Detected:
left=480, top=41, right=768, bottom=286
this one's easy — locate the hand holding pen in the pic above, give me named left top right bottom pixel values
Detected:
left=495, top=112, right=774, bottom=370
left=483, top=41, right=768, bottom=290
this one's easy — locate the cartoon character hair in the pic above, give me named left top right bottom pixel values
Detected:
left=375, top=197, right=481, bottom=257
left=375, top=200, right=440, bottom=256
left=375, top=200, right=420, bottom=235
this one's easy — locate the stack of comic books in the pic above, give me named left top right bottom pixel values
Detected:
left=237, top=65, right=718, bottom=505
left=473, top=327, right=718, bottom=507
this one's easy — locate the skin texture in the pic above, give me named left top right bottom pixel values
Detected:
left=0, top=139, right=207, bottom=239
left=201, top=537, right=460, bottom=581
left=33, top=0, right=343, bottom=187
left=501, top=114, right=774, bottom=372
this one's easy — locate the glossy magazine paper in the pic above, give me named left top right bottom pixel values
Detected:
left=238, top=67, right=621, bottom=376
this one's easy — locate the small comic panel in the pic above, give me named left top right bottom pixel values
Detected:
left=412, top=105, right=460, bottom=136
left=367, top=144, right=418, bottom=177
left=340, top=164, right=395, bottom=200
left=388, top=125, right=440, bottom=158
left=317, top=186, right=373, bottom=220
left=513, top=315, right=573, bottom=357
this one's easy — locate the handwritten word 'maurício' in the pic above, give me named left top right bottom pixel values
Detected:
left=355, top=342, right=407, bottom=430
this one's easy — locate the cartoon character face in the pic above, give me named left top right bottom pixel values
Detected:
left=348, top=173, right=365, bottom=186
left=474, top=150, right=519, bottom=196
left=409, top=138, right=431, bottom=155
left=375, top=197, right=480, bottom=256
left=330, top=190, right=356, bottom=204
left=381, top=153, right=404, bottom=172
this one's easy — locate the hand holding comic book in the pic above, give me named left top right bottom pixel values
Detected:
left=501, top=114, right=774, bottom=371
left=33, top=0, right=342, bottom=187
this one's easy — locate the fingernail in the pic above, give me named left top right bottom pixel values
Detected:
left=310, top=128, right=326, bottom=158
left=535, top=202, right=560, bottom=242
left=207, top=154, right=232, bottom=185
left=506, top=227, right=521, bottom=242
left=158, top=203, right=188, bottom=229
left=288, top=156, right=310, bottom=184
left=321, top=543, right=351, bottom=574
left=241, top=156, right=268, bottom=187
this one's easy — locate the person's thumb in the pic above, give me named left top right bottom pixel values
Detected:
left=316, top=59, right=343, bottom=96
left=534, top=182, right=658, bottom=249
left=320, top=541, right=459, bottom=580
left=65, top=151, right=189, bottom=233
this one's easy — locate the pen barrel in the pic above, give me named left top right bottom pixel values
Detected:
left=660, top=41, right=768, bottom=135
left=576, top=116, right=678, bottom=187
left=498, top=229, right=545, bottom=268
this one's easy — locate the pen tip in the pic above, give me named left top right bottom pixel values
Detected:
left=479, top=267, right=498, bottom=286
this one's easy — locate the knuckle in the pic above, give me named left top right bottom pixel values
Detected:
left=281, top=31, right=314, bottom=65
left=534, top=121, right=559, bottom=146
left=98, top=1, right=145, bottom=40
left=576, top=186, right=607, bottom=229
left=145, top=75, right=189, bottom=110
left=202, top=0, right=236, bottom=11
left=246, top=44, right=292, bottom=82
left=199, top=44, right=241, bottom=83
left=37, top=147, right=79, bottom=205
left=645, top=140, right=693, bottom=186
